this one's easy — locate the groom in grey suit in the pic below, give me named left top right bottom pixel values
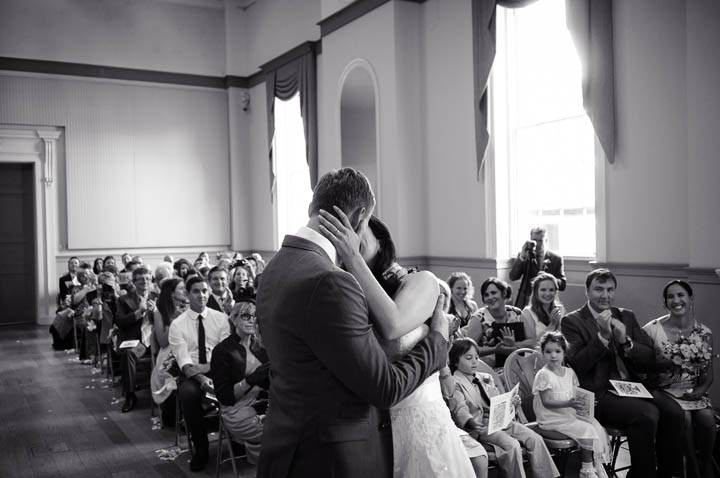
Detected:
left=257, top=168, right=449, bottom=478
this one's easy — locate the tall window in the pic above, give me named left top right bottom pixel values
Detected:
left=273, top=93, right=313, bottom=247
left=493, top=0, right=596, bottom=258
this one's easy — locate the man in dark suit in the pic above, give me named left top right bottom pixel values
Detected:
left=115, top=266, right=157, bottom=413
left=58, top=256, right=80, bottom=303
left=206, top=266, right=234, bottom=314
left=509, top=227, right=566, bottom=308
left=562, top=268, right=683, bottom=478
left=256, top=168, right=449, bottom=478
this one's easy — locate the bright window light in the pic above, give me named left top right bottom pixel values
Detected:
left=273, top=93, right=313, bottom=247
left=494, top=0, right=596, bottom=258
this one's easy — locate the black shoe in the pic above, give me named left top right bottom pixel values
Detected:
left=189, top=448, right=209, bottom=472
left=121, top=394, right=137, bottom=413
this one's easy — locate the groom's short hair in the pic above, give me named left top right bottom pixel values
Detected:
left=308, top=168, right=375, bottom=218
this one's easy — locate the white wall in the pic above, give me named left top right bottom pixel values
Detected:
left=0, top=74, right=231, bottom=249
left=421, top=0, right=481, bottom=258
left=0, top=0, right=226, bottom=75
left=609, top=0, right=688, bottom=263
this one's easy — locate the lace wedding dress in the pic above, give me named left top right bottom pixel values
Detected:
left=390, top=371, right=475, bottom=477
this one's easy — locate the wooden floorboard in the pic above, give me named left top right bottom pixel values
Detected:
left=0, top=325, right=256, bottom=478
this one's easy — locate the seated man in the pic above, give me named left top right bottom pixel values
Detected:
left=562, top=268, right=682, bottom=478
left=211, top=299, right=268, bottom=465
left=116, top=266, right=157, bottom=413
left=206, top=266, right=234, bottom=315
left=169, top=275, right=230, bottom=471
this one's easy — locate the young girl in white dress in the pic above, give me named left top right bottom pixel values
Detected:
left=533, top=331, right=610, bottom=478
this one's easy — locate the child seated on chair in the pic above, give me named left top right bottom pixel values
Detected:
left=533, top=331, right=610, bottom=478
left=447, top=338, right=559, bottom=478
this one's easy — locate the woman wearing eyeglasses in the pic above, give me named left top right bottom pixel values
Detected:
left=150, top=278, right=189, bottom=424
left=210, top=299, right=269, bottom=465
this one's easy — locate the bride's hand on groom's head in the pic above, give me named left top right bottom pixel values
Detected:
left=318, top=207, right=363, bottom=265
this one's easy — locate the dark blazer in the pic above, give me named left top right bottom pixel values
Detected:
left=256, top=235, right=447, bottom=478
left=211, top=334, right=268, bottom=407
left=58, top=272, right=74, bottom=304
left=115, top=291, right=156, bottom=344
left=206, top=294, right=223, bottom=313
left=561, top=304, right=655, bottom=397
left=509, top=250, right=566, bottom=306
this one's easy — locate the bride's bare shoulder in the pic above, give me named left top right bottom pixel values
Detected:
left=400, top=270, right=438, bottom=291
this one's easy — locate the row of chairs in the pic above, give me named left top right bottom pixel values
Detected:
left=496, top=348, right=628, bottom=477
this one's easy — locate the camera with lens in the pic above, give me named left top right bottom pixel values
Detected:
left=523, top=240, right=537, bottom=257
left=232, top=258, right=249, bottom=269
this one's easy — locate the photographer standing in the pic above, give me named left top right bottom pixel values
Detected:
left=509, top=227, right=566, bottom=308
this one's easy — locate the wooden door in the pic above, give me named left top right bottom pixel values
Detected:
left=0, top=163, right=36, bottom=325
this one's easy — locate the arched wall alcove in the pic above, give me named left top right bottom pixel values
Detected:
left=338, top=59, right=381, bottom=213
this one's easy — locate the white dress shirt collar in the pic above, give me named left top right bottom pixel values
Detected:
left=295, top=226, right=338, bottom=264
left=186, top=307, right=207, bottom=320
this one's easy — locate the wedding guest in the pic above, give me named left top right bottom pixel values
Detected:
left=120, top=253, right=132, bottom=273
left=447, top=272, right=480, bottom=340
left=251, top=252, right=266, bottom=274
left=169, top=275, right=230, bottom=471
left=509, top=227, right=566, bottom=308
left=643, top=280, right=715, bottom=478
left=151, top=278, right=188, bottom=425
left=561, top=268, right=671, bottom=478
left=533, top=331, right=609, bottom=478
left=173, top=258, right=193, bottom=280
left=211, top=300, right=268, bottom=465
left=154, top=262, right=173, bottom=285
left=102, top=255, right=116, bottom=271
left=448, top=338, right=559, bottom=478
left=116, top=267, right=157, bottom=413
left=207, top=266, right=234, bottom=315
left=59, top=256, right=80, bottom=301
left=231, top=264, right=255, bottom=300
left=460, top=278, right=533, bottom=366
left=92, top=257, right=104, bottom=275
left=50, top=294, right=75, bottom=350
left=521, top=272, right=566, bottom=344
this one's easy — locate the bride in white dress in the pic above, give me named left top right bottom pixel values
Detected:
left=319, top=209, right=480, bottom=478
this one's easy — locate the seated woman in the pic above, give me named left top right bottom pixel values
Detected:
left=459, top=277, right=534, bottom=367
left=521, top=272, right=566, bottom=345
left=643, top=280, right=715, bottom=478
left=230, top=264, right=255, bottom=300
left=173, top=258, right=194, bottom=280
left=210, top=299, right=268, bottom=465
left=151, top=278, right=188, bottom=424
left=446, top=272, right=480, bottom=341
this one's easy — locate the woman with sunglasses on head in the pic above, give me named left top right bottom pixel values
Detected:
left=210, top=299, right=269, bottom=465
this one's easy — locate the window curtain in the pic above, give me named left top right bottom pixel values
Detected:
left=472, top=0, right=615, bottom=178
left=263, top=43, right=318, bottom=197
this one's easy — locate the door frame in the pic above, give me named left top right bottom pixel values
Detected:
left=0, top=125, right=62, bottom=325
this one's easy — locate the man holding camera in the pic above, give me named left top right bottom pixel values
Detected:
left=509, top=227, right=566, bottom=308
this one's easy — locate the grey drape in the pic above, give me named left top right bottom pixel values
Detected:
left=263, top=45, right=318, bottom=197
left=472, top=0, right=615, bottom=177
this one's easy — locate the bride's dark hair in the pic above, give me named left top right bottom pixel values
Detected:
left=368, top=216, right=399, bottom=294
